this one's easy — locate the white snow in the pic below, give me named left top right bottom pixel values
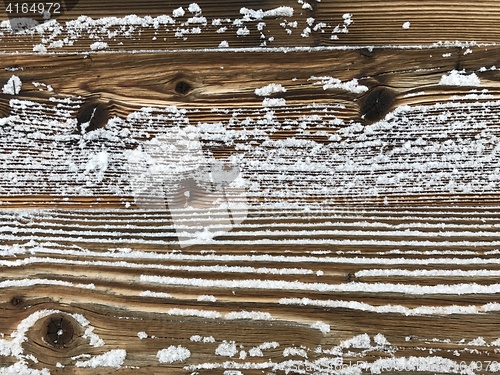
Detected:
left=84, top=151, right=109, bottom=182
left=254, top=83, right=287, bottom=97
left=75, top=349, right=126, bottom=368
left=225, top=311, right=273, bottom=320
left=262, top=98, right=286, bottom=107
left=374, top=333, right=390, bottom=346
left=283, top=347, right=308, bottom=358
left=137, top=331, right=148, bottom=339
left=240, top=6, right=294, bottom=20
left=89, top=41, right=109, bottom=51
left=157, top=345, right=191, bottom=363
left=215, top=341, right=237, bottom=357
left=142, top=275, right=500, bottom=295
left=402, top=21, right=411, bottom=29
left=139, top=290, right=173, bottom=298
left=2, top=75, right=22, bottom=95
left=172, top=7, right=185, bottom=17
left=167, top=308, right=222, bottom=319
left=310, top=321, right=330, bottom=334
left=236, top=27, right=250, bottom=36
left=309, top=76, right=368, bottom=93
left=218, top=40, right=229, bottom=48
left=439, top=69, right=481, bottom=86
left=279, top=297, right=500, bottom=316
left=190, top=335, right=215, bottom=343
left=188, top=3, right=201, bottom=14
left=197, top=294, right=217, bottom=302
left=83, top=326, right=105, bottom=347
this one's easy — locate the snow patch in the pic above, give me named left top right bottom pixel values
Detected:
left=2, top=75, right=22, bottom=95
left=262, top=98, right=286, bottom=107
left=197, top=294, right=217, bottom=302
left=309, top=76, right=368, bottom=93
left=240, top=6, right=294, bottom=20
left=172, top=7, right=185, bottom=17
left=75, top=349, right=126, bottom=368
left=215, top=340, right=237, bottom=357
left=157, top=345, right=191, bottom=363
left=310, top=321, right=330, bottom=334
left=225, top=311, right=273, bottom=320
left=439, top=70, right=481, bottom=86
left=89, top=41, right=109, bottom=51
left=255, top=83, right=287, bottom=97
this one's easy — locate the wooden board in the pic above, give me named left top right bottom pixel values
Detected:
left=1, top=1, right=500, bottom=374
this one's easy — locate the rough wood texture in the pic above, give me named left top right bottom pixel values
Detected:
left=1, top=1, right=500, bottom=374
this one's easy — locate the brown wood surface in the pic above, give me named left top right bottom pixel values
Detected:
left=1, top=1, right=500, bottom=374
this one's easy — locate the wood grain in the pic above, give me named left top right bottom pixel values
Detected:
left=1, top=1, right=500, bottom=374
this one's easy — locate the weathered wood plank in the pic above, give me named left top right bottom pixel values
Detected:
left=1, top=0, right=500, bottom=52
left=0, top=48, right=500, bottom=207
left=1, top=2, right=500, bottom=374
left=2, top=207, right=500, bottom=373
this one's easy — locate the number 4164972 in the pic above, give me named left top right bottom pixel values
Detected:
left=5, top=3, right=61, bottom=15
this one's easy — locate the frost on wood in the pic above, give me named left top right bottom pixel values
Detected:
left=157, top=345, right=191, bottom=363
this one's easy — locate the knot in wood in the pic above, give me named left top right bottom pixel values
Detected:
left=175, top=80, right=192, bottom=95
left=360, top=86, right=396, bottom=123
left=44, top=314, right=75, bottom=348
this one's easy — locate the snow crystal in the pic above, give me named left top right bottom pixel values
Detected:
left=83, top=327, right=105, bottom=347
left=218, top=40, right=229, bottom=48
left=137, top=331, right=148, bottom=339
left=197, top=294, right=217, bottom=302
left=157, top=345, right=191, bottom=363
left=188, top=3, right=201, bottom=14
left=310, top=321, right=330, bottom=334
left=439, top=70, right=481, bottom=86
left=215, top=341, right=237, bottom=357
left=89, top=41, right=109, bottom=51
left=225, top=311, right=273, bottom=320
left=236, top=27, right=250, bottom=36
left=283, top=347, right=308, bottom=358
left=309, top=76, right=368, bottom=93
left=75, top=349, right=126, bottom=368
left=139, top=290, right=173, bottom=298
left=467, top=337, right=487, bottom=346
left=190, top=335, right=215, bottom=343
left=2, top=75, right=22, bottom=95
left=262, top=98, right=286, bottom=107
left=255, top=83, right=287, bottom=97
left=402, top=21, right=411, bottom=29
left=341, top=333, right=371, bottom=349
left=342, top=13, right=353, bottom=25
left=32, top=44, right=48, bottom=53
left=172, top=7, right=185, bottom=17
left=167, top=308, right=222, bottom=319
left=248, top=341, right=279, bottom=357
left=374, top=333, right=390, bottom=346
left=240, top=6, right=294, bottom=20
left=0, top=362, right=50, bottom=374
left=84, top=151, right=109, bottom=182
